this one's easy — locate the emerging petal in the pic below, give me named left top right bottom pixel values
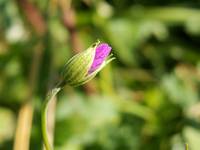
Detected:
left=88, top=43, right=112, bottom=74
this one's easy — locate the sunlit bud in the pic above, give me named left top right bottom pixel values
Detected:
left=61, top=40, right=114, bottom=87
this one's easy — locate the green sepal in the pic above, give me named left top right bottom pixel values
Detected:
left=71, top=56, right=115, bottom=87
left=61, top=41, right=100, bottom=86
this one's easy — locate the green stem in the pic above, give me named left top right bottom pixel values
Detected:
left=185, top=143, right=189, bottom=150
left=41, top=88, right=61, bottom=150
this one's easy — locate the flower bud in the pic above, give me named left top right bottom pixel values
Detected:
left=60, top=40, right=114, bottom=87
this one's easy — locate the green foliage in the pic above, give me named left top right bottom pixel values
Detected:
left=0, top=0, right=200, bottom=150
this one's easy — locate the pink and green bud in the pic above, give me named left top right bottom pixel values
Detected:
left=61, top=40, right=114, bottom=87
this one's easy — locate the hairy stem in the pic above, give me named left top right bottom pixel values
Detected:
left=41, top=88, right=61, bottom=150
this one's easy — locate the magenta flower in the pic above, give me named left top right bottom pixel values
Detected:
left=62, top=41, right=114, bottom=86
left=88, top=43, right=112, bottom=74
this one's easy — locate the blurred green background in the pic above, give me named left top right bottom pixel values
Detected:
left=0, top=0, right=200, bottom=150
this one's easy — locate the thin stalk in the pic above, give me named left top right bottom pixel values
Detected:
left=185, top=143, right=189, bottom=150
left=41, top=88, right=61, bottom=150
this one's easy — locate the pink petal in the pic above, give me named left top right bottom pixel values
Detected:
left=88, top=43, right=112, bottom=74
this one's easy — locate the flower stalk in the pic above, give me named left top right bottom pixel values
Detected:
left=41, top=41, right=114, bottom=150
left=41, top=88, right=61, bottom=150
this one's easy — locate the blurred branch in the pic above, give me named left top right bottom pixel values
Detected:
left=59, top=0, right=82, bottom=53
left=14, top=0, right=46, bottom=150
left=15, top=0, right=46, bottom=35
